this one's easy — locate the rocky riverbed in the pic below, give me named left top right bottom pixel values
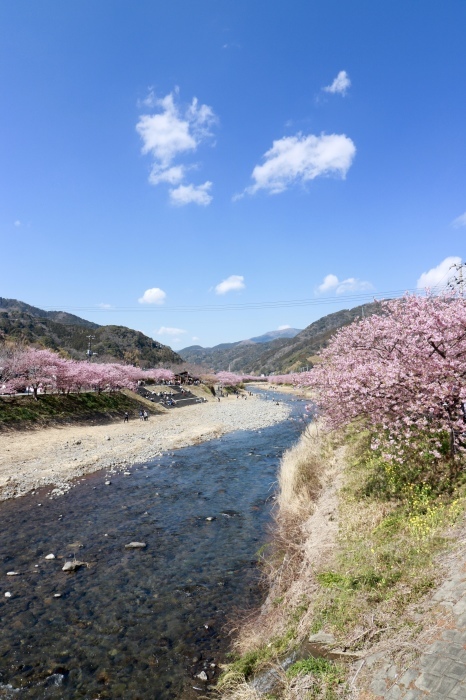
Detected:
left=0, top=396, right=290, bottom=501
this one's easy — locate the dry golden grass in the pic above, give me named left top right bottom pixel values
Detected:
left=277, top=423, right=325, bottom=516
left=220, top=423, right=466, bottom=699
left=220, top=422, right=345, bottom=681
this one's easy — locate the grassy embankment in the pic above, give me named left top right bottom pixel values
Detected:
left=219, top=422, right=466, bottom=699
left=0, top=389, right=164, bottom=431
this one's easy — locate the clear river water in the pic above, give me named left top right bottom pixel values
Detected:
left=0, top=391, right=309, bottom=699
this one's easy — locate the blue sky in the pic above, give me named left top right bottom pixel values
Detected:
left=1, top=0, right=465, bottom=350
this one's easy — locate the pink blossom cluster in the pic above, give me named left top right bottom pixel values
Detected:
left=0, top=347, right=175, bottom=399
left=241, top=374, right=267, bottom=383
left=305, top=294, right=466, bottom=460
left=215, top=372, right=267, bottom=386
left=215, top=371, right=245, bottom=386
left=268, top=373, right=301, bottom=385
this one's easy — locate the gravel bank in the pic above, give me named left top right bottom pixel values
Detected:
left=0, top=396, right=290, bottom=501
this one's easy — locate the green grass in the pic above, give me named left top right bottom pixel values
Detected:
left=218, top=428, right=466, bottom=698
left=308, top=430, right=466, bottom=642
left=218, top=629, right=297, bottom=686
left=0, top=390, right=162, bottom=429
left=287, top=656, right=347, bottom=699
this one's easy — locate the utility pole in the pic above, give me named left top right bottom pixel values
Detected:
left=86, top=335, right=95, bottom=361
left=449, top=263, right=466, bottom=297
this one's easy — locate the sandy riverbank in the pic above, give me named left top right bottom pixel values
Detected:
left=0, top=395, right=290, bottom=502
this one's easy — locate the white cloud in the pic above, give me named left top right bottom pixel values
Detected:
left=317, top=274, right=339, bottom=293
left=316, top=273, right=373, bottom=295
left=452, top=212, right=466, bottom=228
left=155, top=326, right=187, bottom=336
left=97, top=303, right=113, bottom=309
left=215, top=275, right=245, bottom=295
left=335, top=278, right=374, bottom=295
left=323, top=70, right=351, bottom=95
left=169, top=181, right=213, bottom=207
left=278, top=325, right=291, bottom=330
left=138, top=287, right=167, bottom=305
left=136, top=91, right=215, bottom=165
left=417, top=256, right=461, bottom=290
left=149, top=164, right=186, bottom=186
left=136, top=89, right=217, bottom=205
left=192, top=336, right=200, bottom=341
left=242, top=133, right=356, bottom=196
left=14, top=220, right=21, bottom=227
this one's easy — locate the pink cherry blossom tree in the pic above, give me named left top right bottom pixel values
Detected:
left=5, top=348, right=60, bottom=399
left=216, top=371, right=244, bottom=386
left=307, top=294, right=466, bottom=463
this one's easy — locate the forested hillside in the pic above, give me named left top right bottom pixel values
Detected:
left=0, top=298, right=182, bottom=367
left=180, top=302, right=381, bottom=374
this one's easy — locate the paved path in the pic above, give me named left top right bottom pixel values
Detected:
left=367, top=552, right=466, bottom=699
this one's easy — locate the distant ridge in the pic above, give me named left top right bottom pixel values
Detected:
left=0, top=297, right=182, bottom=367
left=249, top=328, right=302, bottom=344
left=179, top=303, right=381, bottom=373
left=0, top=297, right=99, bottom=329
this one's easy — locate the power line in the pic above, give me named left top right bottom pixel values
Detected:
left=33, top=285, right=453, bottom=314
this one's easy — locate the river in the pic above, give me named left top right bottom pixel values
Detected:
left=0, top=391, right=309, bottom=699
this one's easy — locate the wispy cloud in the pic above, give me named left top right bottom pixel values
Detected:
left=14, top=220, right=21, bottom=227
left=138, top=287, right=167, bottom=304
left=155, top=326, right=187, bottom=336
left=323, top=70, right=351, bottom=96
left=316, top=273, right=373, bottom=295
left=215, top=275, right=245, bottom=295
left=169, top=182, right=212, bottom=206
left=97, top=303, right=113, bottom=309
left=417, top=256, right=461, bottom=290
left=452, top=212, right=466, bottom=229
left=238, top=132, right=356, bottom=197
left=136, top=88, right=217, bottom=205
left=278, top=324, right=291, bottom=330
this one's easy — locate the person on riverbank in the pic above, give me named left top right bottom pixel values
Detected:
left=124, top=411, right=129, bottom=423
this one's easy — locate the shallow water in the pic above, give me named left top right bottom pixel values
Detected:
left=0, top=391, right=309, bottom=698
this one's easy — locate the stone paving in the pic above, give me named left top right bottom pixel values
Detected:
left=367, top=557, right=466, bottom=699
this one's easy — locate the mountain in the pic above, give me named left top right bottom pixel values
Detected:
left=245, top=302, right=382, bottom=374
left=248, top=328, right=302, bottom=343
left=179, top=303, right=381, bottom=374
left=179, top=328, right=302, bottom=372
left=0, top=297, right=182, bottom=367
left=0, top=297, right=99, bottom=329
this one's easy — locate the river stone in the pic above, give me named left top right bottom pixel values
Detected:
left=4, top=592, right=12, bottom=597
left=62, top=560, right=86, bottom=572
left=125, top=542, right=147, bottom=549
left=6, top=571, right=19, bottom=576
left=196, top=671, right=208, bottom=681
left=45, top=554, right=56, bottom=560
left=205, top=517, right=215, bottom=521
